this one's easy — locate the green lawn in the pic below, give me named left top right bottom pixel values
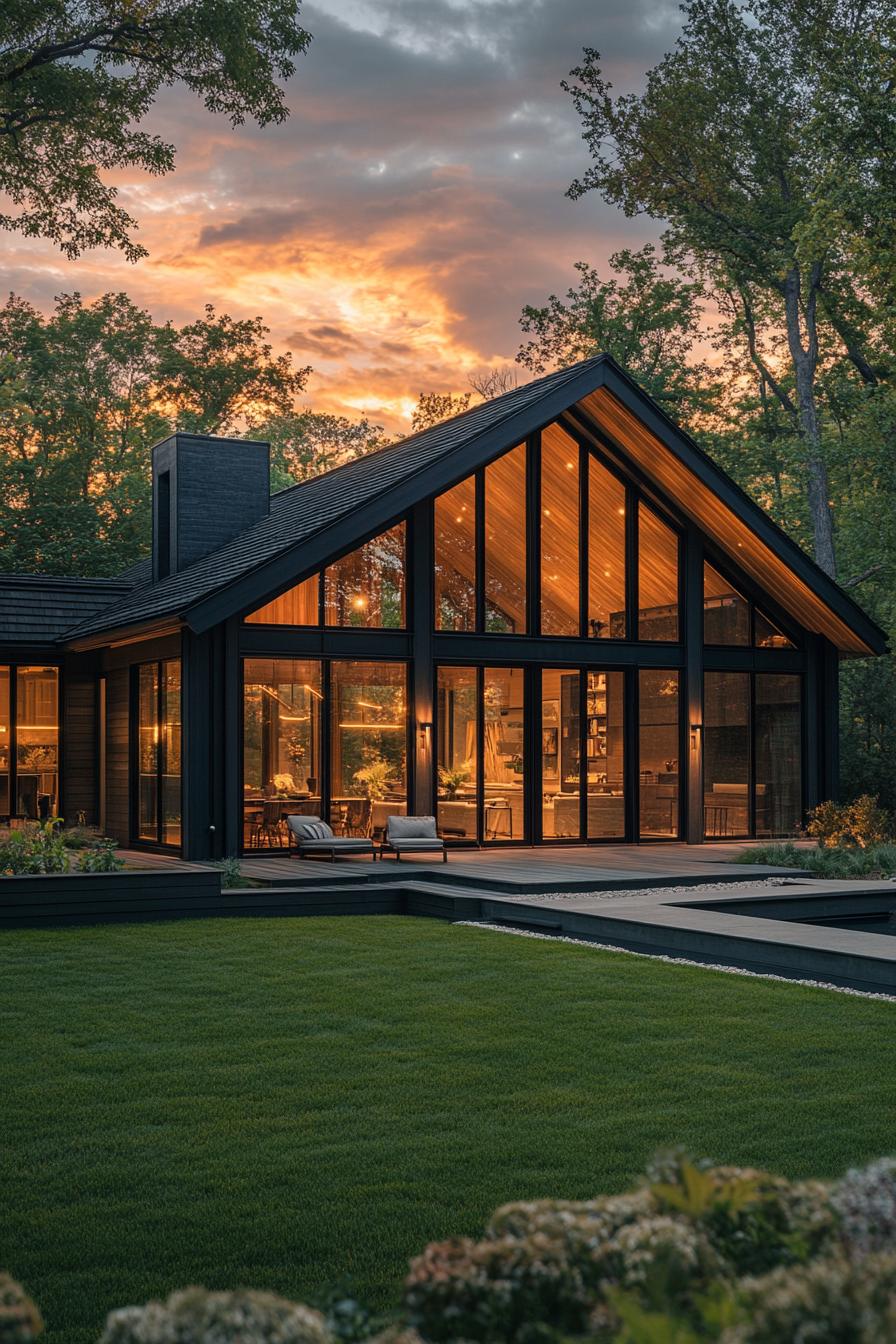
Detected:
left=3, top=915, right=895, bottom=1343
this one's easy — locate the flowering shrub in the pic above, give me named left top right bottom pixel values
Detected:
left=99, top=1286, right=334, bottom=1344
left=9, top=1154, right=896, bottom=1343
left=0, top=1273, right=43, bottom=1343
left=0, top=819, right=71, bottom=875
left=806, top=795, right=895, bottom=849
left=831, top=1157, right=896, bottom=1257
left=723, top=1253, right=896, bottom=1342
left=405, top=1157, right=846, bottom=1342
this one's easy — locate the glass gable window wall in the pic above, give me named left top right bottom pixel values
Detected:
left=245, top=524, right=407, bottom=629
left=432, top=421, right=684, bottom=642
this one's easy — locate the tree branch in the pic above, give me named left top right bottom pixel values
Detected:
left=841, top=562, right=885, bottom=589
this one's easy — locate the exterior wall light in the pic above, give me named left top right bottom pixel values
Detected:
left=690, top=722, right=703, bottom=750
left=418, top=721, right=432, bottom=748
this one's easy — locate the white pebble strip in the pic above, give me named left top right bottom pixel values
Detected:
left=454, top=920, right=896, bottom=1002
left=494, top=877, right=806, bottom=903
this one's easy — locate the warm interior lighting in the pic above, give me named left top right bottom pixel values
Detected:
left=280, top=714, right=310, bottom=722
left=304, top=684, right=323, bottom=700
left=16, top=724, right=59, bottom=730
left=351, top=594, right=368, bottom=610
left=338, top=722, right=403, bottom=730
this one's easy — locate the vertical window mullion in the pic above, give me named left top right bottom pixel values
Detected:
left=477, top=665, right=484, bottom=846
left=626, top=486, right=638, bottom=643
left=579, top=666, right=588, bottom=843
left=527, top=432, right=541, bottom=636
left=156, top=661, right=164, bottom=846
left=321, top=659, right=331, bottom=826
left=749, top=672, right=757, bottom=839
left=9, top=665, right=16, bottom=821
left=579, top=445, right=589, bottom=639
left=475, top=471, right=485, bottom=633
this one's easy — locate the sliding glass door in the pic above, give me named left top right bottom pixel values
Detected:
left=703, top=671, right=802, bottom=838
left=436, top=665, right=527, bottom=844
left=540, top=668, right=625, bottom=841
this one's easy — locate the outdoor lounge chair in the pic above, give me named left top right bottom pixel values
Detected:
left=286, top=815, right=377, bottom=862
left=380, top=815, right=447, bottom=862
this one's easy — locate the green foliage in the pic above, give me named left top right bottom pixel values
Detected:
left=353, top=761, right=392, bottom=801
left=263, top=412, right=389, bottom=492
left=98, top=1286, right=332, bottom=1344
left=730, top=1253, right=896, bottom=1343
left=76, top=841, right=123, bottom=874
left=734, top=840, right=896, bottom=879
left=214, top=856, right=244, bottom=889
left=0, top=1271, right=43, bottom=1342
left=806, top=795, right=895, bottom=849
left=0, top=293, right=309, bottom=575
left=517, top=247, right=716, bottom=423
left=0, top=0, right=311, bottom=260
left=411, top=392, right=472, bottom=433
left=0, top=819, right=71, bottom=875
left=437, top=762, right=472, bottom=798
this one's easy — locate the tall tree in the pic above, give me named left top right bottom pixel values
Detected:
left=565, top=0, right=896, bottom=577
left=411, top=392, right=471, bottom=433
left=261, top=410, right=388, bottom=491
left=0, top=292, right=310, bottom=574
left=0, top=0, right=311, bottom=260
left=517, top=245, right=716, bottom=423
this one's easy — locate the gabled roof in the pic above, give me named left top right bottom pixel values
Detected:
left=0, top=575, right=133, bottom=646
left=59, top=354, right=886, bottom=655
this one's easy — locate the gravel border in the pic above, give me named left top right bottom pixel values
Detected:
left=493, top=877, right=808, bottom=903
left=454, top=920, right=896, bottom=1002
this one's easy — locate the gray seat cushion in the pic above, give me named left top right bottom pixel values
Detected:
left=287, top=816, right=334, bottom=840
left=386, top=815, right=438, bottom=840
left=388, top=838, right=444, bottom=850
left=299, top=838, right=373, bottom=852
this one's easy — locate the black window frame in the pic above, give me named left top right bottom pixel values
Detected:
left=129, top=657, right=182, bottom=850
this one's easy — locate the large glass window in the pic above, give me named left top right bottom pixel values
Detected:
left=541, top=425, right=579, bottom=636
left=16, top=666, right=59, bottom=820
left=639, top=669, right=680, bottom=837
left=703, top=671, right=751, bottom=837
left=756, top=675, right=802, bottom=837
left=540, top=668, right=625, bottom=840
left=246, top=575, right=319, bottom=626
left=541, top=668, right=580, bottom=838
left=483, top=667, right=526, bottom=839
left=589, top=456, right=627, bottom=639
left=485, top=444, right=526, bottom=633
left=435, top=478, right=476, bottom=631
left=755, top=610, right=795, bottom=649
left=436, top=666, right=478, bottom=840
left=638, top=505, right=679, bottom=640
left=242, top=659, right=322, bottom=849
left=136, top=659, right=181, bottom=846
left=587, top=671, right=625, bottom=838
left=0, top=667, right=9, bottom=816
left=325, top=525, right=406, bottom=628
left=331, top=661, right=407, bottom=837
left=703, top=563, right=749, bottom=645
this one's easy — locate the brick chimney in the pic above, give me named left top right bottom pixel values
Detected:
left=151, top=432, right=270, bottom=581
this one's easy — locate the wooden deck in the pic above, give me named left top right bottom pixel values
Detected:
left=231, top=840, right=805, bottom=892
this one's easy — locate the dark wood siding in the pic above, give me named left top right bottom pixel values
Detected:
left=105, top=668, right=130, bottom=844
left=61, top=655, right=97, bottom=824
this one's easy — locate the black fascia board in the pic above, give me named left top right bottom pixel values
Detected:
left=181, top=359, right=614, bottom=635
left=582, top=361, right=888, bottom=656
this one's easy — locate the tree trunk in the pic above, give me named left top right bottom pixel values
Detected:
left=782, top=264, right=837, bottom=578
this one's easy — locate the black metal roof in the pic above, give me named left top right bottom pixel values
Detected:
left=0, top=575, right=134, bottom=646
left=62, top=357, right=606, bottom=641
left=0, top=353, right=884, bottom=655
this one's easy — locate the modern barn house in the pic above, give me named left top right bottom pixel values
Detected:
left=0, top=355, right=885, bottom=860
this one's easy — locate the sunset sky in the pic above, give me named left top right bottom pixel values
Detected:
left=2, top=0, right=683, bottom=432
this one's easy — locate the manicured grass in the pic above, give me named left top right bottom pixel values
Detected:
left=3, top=915, right=895, bottom=1343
